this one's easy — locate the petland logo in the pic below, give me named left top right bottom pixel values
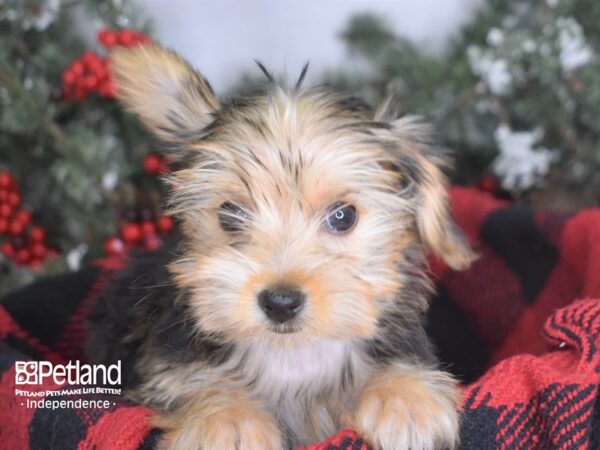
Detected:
left=15, top=361, right=121, bottom=386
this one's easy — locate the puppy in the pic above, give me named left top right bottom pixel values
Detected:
left=87, top=44, right=476, bottom=450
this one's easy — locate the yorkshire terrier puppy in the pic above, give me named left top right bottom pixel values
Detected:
left=87, top=44, right=475, bottom=450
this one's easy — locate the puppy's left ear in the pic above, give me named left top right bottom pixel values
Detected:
left=389, top=117, right=477, bottom=270
left=110, top=44, right=220, bottom=142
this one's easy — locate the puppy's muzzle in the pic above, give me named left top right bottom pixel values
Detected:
left=258, top=287, right=305, bottom=323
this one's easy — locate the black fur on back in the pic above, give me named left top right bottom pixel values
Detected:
left=86, top=240, right=233, bottom=390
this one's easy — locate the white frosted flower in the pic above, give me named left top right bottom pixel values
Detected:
left=469, top=47, right=512, bottom=95
left=557, top=17, right=593, bottom=71
left=66, top=244, right=88, bottom=271
left=102, top=170, right=119, bottom=191
left=487, top=28, right=505, bottom=47
left=492, top=125, right=558, bottom=190
left=521, top=39, right=537, bottom=53
left=22, top=0, right=61, bottom=31
left=468, top=47, right=513, bottom=95
left=486, top=59, right=512, bottom=95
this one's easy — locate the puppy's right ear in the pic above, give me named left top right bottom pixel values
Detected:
left=110, top=44, right=219, bottom=142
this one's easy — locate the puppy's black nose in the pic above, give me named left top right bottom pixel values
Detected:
left=258, top=287, right=305, bottom=323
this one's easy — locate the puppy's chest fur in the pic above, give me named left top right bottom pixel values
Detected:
left=145, top=339, right=370, bottom=443
left=245, top=340, right=365, bottom=400
left=121, top=338, right=369, bottom=448
left=242, top=340, right=369, bottom=440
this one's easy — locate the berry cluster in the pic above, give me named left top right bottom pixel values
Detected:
left=143, top=153, right=170, bottom=175
left=62, top=28, right=150, bottom=101
left=104, top=213, right=174, bottom=256
left=97, top=29, right=150, bottom=49
left=0, top=172, right=56, bottom=267
left=62, top=50, right=114, bottom=100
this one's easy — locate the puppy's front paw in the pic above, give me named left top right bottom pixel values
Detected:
left=350, top=366, right=460, bottom=450
left=155, top=390, right=282, bottom=450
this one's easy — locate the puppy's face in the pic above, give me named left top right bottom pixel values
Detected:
left=111, top=45, right=475, bottom=346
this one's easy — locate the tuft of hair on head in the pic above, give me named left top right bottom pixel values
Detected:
left=294, top=62, right=310, bottom=91
left=253, top=60, right=276, bottom=84
left=374, top=87, right=403, bottom=122
left=109, top=44, right=220, bottom=143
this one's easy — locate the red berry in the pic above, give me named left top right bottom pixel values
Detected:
left=62, top=70, right=76, bottom=85
left=94, top=62, right=109, bottom=81
left=30, top=226, right=46, bottom=243
left=0, top=190, right=7, bottom=202
left=0, top=218, right=8, bottom=233
left=143, top=234, right=162, bottom=251
left=143, top=154, right=163, bottom=174
left=7, top=192, right=20, bottom=207
left=104, top=236, right=125, bottom=255
left=71, top=61, right=84, bottom=77
left=120, top=223, right=141, bottom=244
left=0, top=204, right=12, bottom=218
left=31, top=243, right=47, bottom=258
left=147, top=155, right=169, bottom=174
left=135, top=34, right=151, bottom=45
left=141, top=221, right=156, bottom=235
left=15, top=248, right=30, bottom=265
left=87, top=60, right=104, bottom=78
left=1, top=242, right=14, bottom=257
left=83, top=75, right=98, bottom=90
left=0, top=172, right=13, bottom=189
left=9, top=220, right=24, bottom=236
left=156, top=215, right=174, bottom=233
left=82, top=51, right=100, bottom=67
left=99, top=80, right=116, bottom=98
left=118, top=29, right=135, bottom=47
left=15, top=209, right=31, bottom=226
left=98, top=29, right=118, bottom=48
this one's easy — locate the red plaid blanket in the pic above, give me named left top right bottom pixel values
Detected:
left=1, top=187, right=599, bottom=450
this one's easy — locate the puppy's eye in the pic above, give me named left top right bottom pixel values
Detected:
left=324, top=203, right=357, bottom=234
left=218, top=202, right=248, bottom=232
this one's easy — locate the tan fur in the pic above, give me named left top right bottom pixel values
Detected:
left=109, top=44, right=474, bottom=450
left=110, top=45, right=219, bottom=142
left=386, top=117, right=478, bottom=270
left=349, top=364, right=461, bottom=450
left=154, top=386, right=282, bottom=450
left=135, top=340, right=372, bottom=448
